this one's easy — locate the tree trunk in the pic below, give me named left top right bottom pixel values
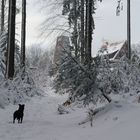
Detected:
left=21, top=0, right=26, bottom=67
left=127, top=0, right=131, bottom=59
left=80, top=0, right=85, bottom=63
left=86, top=0, right=92, bottom=66
left=73, top=0, right=78, bottom=58
left=84, top=0, right=88, bottom=63
left=6, top=0, right=16, bottom=79
left=1, top=0, right=5, bottom=32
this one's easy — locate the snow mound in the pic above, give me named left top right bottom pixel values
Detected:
left=79, top=99, right=137, bottom=127
left=0, top=69, right=43, bottom=109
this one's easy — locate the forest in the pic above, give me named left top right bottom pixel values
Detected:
left=0, top=0, right=140, bottom=140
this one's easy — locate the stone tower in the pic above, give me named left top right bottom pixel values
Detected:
left=53, top=36, right=70, bottom=65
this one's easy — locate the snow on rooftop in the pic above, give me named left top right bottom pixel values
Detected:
left=102, top=41, right=125, bottom=55
left=108, top=41, right=125, bottom=53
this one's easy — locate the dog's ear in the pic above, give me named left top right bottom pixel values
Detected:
left=22, top=104, right=25, bottom=107
left=19, top=104, right=21, bottom=107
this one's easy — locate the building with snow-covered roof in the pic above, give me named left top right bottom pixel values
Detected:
left=99, top=40, right=128, bottom=61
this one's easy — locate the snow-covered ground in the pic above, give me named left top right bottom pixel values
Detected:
left=1, top=88, right=140, bottom=140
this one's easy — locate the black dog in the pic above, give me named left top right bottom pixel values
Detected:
left=13, top=104, right=25, bottom=123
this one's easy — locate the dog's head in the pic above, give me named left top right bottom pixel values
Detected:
left=18, top=104, right=25, bottom=111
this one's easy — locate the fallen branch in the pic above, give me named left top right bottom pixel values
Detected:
left=79, top=107, right=105, bottom=127
left=61, top=45, right=112, bottom=103
left=57, top=104, right=69, bottom=114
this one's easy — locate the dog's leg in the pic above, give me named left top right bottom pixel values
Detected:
left=13, top=117, right=15, bottom=123
left=21, top=117, right=23, bottom=123
left=18, top=119, right=20, bottom=123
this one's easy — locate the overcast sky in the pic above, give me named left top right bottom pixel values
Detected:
left=25, top=0, right=140, bottom=55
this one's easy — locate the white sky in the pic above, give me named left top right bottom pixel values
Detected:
left=25, top=0, right=140, bottom=54
left=93, top=0, right=140, bottom=55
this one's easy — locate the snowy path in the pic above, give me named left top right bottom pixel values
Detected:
left=1, top=91, right=140, bottom=140
left=0, top=93, right=87, bottom=140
